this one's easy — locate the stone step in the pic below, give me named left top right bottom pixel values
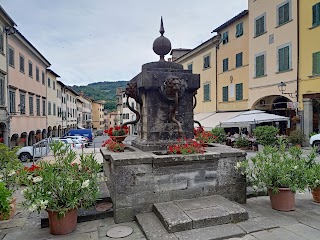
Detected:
left=153, top=195, right=248, bottom=233
left=136, top=212, right=178, bottom=240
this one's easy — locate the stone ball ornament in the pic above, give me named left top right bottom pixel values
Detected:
left=153, top=17, right=172, bottom=61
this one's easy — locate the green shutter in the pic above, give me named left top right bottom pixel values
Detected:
left=204, top=84, right=210, bottom=101
left=236, top=53, right=243, bottom=67
left=236, top=83, right=243, bottom=101
left=256, top=55, right=265, bottom=77
left=313, top=3, right=320, bottom=27
left=279, top=5, right=285, bottom=25
left=279, top=46, right=290, bottom=72
left=313, top=52, right=320, bottom=75
left=223, top=86, right=228, bottom=102
left=318, top=3, right=320, bottom=24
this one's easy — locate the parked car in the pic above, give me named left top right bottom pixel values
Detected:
left=16, top=141, right=50, bottom=162
left=64, top=129, right=94, bottom=144
left=70, top=139, right=86, bottom=149
left=310, top=133, right=320, bottom=152
left=65, top=136, right=88, bottom=147
left=57, top=138, right=78, bottom=149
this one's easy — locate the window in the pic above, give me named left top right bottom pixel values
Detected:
left=28, top=61, right=33, bottom=78
left=222, top=31, right=229, bottom=44
left=278, top=1, right=290, bottom=26
left=29, top=95, right=34, bottom=115
left=236, top=22, right=243, bottom=37
left=203, top=83, right=210, bottom=101
left=255, top=14, right=266, bottom=37
left=36, top=67, right=39, bottom=81
left=278, top=44, right=291, bottom=72
left=48, top=78, right=51, bottom=88
left=19, top=92, right=25, bottom=114
left=8, top=46, right=14, bottom=67
left=53, top=103, right=56, bottom=115
left=187, top=63, right=193, bottom=72
left=236, top=52, right=243, bottom=68
left=48, top=101, right=51, bottom=115
left=313, top=51, right=320, bottom=75
left=236, top=83, right=243, bottom=100
left=312, top=3, right=320, bottom=27
left=42, top=99, right=46, bottom=116
left=19, top=54, right=25, bottom=73
left=9, top=90, right=15, bottom=113
left=42, top=71, right=45, bottom=84
left=53, top=81, right=56, bottom=90
left=222, top=86, right=229, bottom=102
left=0, top=75, right=4, bottom=106
left=223, top=58, right=229, bottom=72
left=36, top=97, right=40, bottom=116
left=255, top=53, right=266, bottom=77
left=203, top=55, right=210, bottom=69
left=0, top=32, right=3, bottom=53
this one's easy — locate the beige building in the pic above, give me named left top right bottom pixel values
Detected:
left=213, top=10, right=249, bottom=112
left=46, top=69, right=60, bottom=137
left=174, top=37, right=219, bottom=114
left=92, top=100, right=104, bottom=130
left=248, top=0, right=298, bottom=133
left=0, top=7, right=16, bottom=145
left=108, top=111, right=118, bottom=128
left=8, top=31, right=50, bottom=146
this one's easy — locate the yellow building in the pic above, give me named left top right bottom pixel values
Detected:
left=248, top=0, right=298, bottom=134
left=92, top=100, right=105, bottom=130
left=299, top=0, right=320, bottom=135
left=174, top=37, right=219, bottom=114
left=212, top=10, right=249, bottom=112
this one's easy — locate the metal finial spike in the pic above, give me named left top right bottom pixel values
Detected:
left=160, top=17, right=165, bottom=36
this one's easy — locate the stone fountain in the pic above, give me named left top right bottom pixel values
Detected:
left=101, top=18, right=246, bottom=224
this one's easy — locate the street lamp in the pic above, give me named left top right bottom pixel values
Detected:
left=277, top=82, right=297, bottom=98
left=4, top=27, right=17, bottom=35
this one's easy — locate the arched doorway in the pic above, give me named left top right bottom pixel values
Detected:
left=21, top=132, right=28, bottom=146
left=58, top=125, right=61, bottom=137
left=35, top=130, right=41, bottom=142
left=10, top=133, right=19, bottom=148
left=42, top=129, right=47, bottom=139
left=0, top=122, right=8, bottom=145
left=53, top=126, right=57, bottom=137
left=48, top=126, right=52, bottom=138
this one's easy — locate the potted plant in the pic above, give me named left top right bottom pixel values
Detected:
left=0, top=143, right=23, bottom=220
left=288, top=129, right=305, bottom=147
left=105, top=125, right=129, bottom=143
left=234, top=136, right=250, bottom=150
left=102, top=139, right=125, bottom=152
left=236, top=139, right=309, bottom=211
left=291, top=115, right=301, bottom=124
left=306, top=162, right=320, bottom=203
left=211, top=127, right=227, bottom=143
left=253, top=126, right=279, bottom=151
left=21, top=141, right=101, bottom=235
left=168, top=139, right=205, bottom=155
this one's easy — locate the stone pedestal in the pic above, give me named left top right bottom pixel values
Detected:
left=130, top=61, right=200, bottom=151
left=101, top=145, right=247, bottom=223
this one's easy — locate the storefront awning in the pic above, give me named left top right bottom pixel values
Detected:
left=220, top=110, right=289, bottom=127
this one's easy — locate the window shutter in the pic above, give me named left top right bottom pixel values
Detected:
left=313, top=52, right=320, bottom=75
left=318, top=3, right=320, bottom=24
left=279, top=5, right=284, bottom=25
left=279, top=48, right=284, bottom=71
left=284, top=46, right=290, bottom=70
left=284, top=3, right=290, bottom=22
left=313, top=4, right=317, bottom=26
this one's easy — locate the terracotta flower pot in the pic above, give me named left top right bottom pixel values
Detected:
left=47, top=208, right=78, bottom=235
left=312, top=186, right=320, bottom=203
left=0, top=197, right=16, bottom=220
left=268, top=188, right=295, bottom=211
left=110, top=135, right=127, bottom=143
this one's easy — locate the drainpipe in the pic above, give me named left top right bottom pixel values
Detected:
left=5, top=30, right=10, bottom=146
left=296, top=0, right=300, bottom=120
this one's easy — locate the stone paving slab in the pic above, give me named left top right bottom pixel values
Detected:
left=185, top=206, right=230, bottom=229
left=174, top=196, right=218, bottom=211
left=153, top=202, right=192, bottom=233
left=173, top=223, right=245, bottom=240
left=251, top=227, right=309, bottom=240
left=283, top=223, right=320, bottom=240
left=236, top=217, right=279, bottom=233
left=136, top=213, right=178, bottom=240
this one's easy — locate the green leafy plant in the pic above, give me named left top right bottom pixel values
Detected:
left=0, top=143, right=23, bottom=190
left=211, top=127, right=227, bottom=143
left=21, top=141, right=101, bottom=218
left=0, top=182, right=13, bottom=220
left=288, top=129, right=305, bottom=145
left=235, top=139, right=310, bottom=194
left=309, top=132, right=318, bottom=138
left=253, top=126, right=279, bottom=146
left=305, top=162, right=320, bottom=190
left=234, top=137, right=250, bottom=149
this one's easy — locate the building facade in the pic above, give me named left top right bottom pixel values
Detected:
left=213, top=10, right=250, bottom=112
left=248, top=0, right=298, bottom=134
left=46, top=69, right=60, bottom=137
left=299, top=0, right=320, bottom=136
left=92, top=100, right=104, bottom=130
left=0, top=7, right=15, bottom=145
left=8, top=31, right=50, bottom=146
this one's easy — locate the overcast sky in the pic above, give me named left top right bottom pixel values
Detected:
left=1, top=0, right=247, bottom=86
